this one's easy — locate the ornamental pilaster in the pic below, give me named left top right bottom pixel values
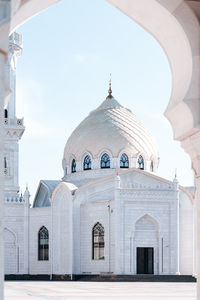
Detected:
left=181, top=131, right=200, bottom=298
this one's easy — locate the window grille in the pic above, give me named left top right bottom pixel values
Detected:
left=83, top=155, right=91, bottom=170
left=92, top=223, right=104, bottom=260
left=120, top=153, right=129, bottom=168
left=101, top=153, right=110, bottom=168
left=38, top=226, right=49, bottom=261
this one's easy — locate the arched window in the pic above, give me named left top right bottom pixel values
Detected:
left=83, top=155, right=91, bottom=170
left=4, top=109, right=8, bottom=118
left=38, top=226, right=49, bottom=261
left=71, top=159, right=76, bottom=173
left=92, top=223, right=104, bottom=260
left=4, top=157, right=7, bottom=169
left=150, top=161, right=154, bottom=172
left=120, top=153, right=129, bottom=168
left=138, top=155, right=144, bottom=170
left=101, top=153, right=110, bottom=168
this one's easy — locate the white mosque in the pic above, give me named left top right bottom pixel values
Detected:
left=4, top=32, right=195, bottom=279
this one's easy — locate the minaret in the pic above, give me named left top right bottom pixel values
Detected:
left=4, top=32, right=25, bottom=202
left=5, top=32, right=22, bottom=118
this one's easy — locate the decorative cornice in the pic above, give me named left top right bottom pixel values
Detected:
left=119, top=189, right=176, bottom=198
left=5, top=195, right=24, bottom=204
left=121, top=182, right=174, bottom=190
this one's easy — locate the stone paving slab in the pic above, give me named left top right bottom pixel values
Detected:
left=5, top=281, right=196, bottom=300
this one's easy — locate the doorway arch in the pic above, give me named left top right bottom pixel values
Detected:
left=134, top=214, right=159, bottom=275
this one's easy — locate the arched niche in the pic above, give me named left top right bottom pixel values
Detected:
left=135, top=214, right=158, bottom=239
left=4, top=228, right=17, bottom=274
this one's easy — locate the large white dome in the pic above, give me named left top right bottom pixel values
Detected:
left=63, top=92, right=159, bottom=175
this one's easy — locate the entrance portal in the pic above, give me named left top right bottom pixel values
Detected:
left=137, top=247, right=154, bottom=274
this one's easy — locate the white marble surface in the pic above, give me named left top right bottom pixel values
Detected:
left=5, top=281, right=196, bottom=300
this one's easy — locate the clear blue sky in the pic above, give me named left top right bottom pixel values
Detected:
left=16, top=0, right=194, bottom=201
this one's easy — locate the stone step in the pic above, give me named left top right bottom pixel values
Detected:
left=73, top=274, right=196, bottom=282
left=5, top=274, right=196, bottom=282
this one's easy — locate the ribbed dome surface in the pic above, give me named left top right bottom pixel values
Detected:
left=63, top=96, right=158, bottom=163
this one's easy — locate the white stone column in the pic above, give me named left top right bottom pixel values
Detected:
left=190, top=156, right=200, bottom=300
left=23, top=186, right=30, bottom=274
left=193, top=190, right=197, bottom=277
left=195, top=176, right=200, bottom=299
left=173, top=177, right=180, bottom=275
left=114, top=174, right=122, bottom=274
left=181, top=134, right=200, bottom=299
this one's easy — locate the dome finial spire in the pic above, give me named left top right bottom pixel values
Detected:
left=108, top=73, right=113, bottom=98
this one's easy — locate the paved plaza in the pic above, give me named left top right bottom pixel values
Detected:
left=4, top=281, right=196, bottom=300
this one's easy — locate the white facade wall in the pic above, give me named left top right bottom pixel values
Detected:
left=122, top=191, right=174, bottom=275
left=3, top=170, right=194, bottom=277
left=29, top=207, right=51, bottom=275
left=52, top=184, right=72, bottom=275
left=80, top=201, right=110, bottom=273
left=4, top=202, right=27, bottom=274
left=74, top=178, right=115, bottom=274
left=179, top=190, right=193, bottom=275
left=71, top=171, right=194, bottom=276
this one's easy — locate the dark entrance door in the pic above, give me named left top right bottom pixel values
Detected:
left=137, top=247, right=154, bottom=274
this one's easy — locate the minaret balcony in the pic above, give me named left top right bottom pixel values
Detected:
left=4, top=117, right=25, bottom=139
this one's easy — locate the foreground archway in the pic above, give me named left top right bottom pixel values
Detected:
left=0, top=0, right=200, bottom=299
left=106, top=0, right=200, bottom=297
